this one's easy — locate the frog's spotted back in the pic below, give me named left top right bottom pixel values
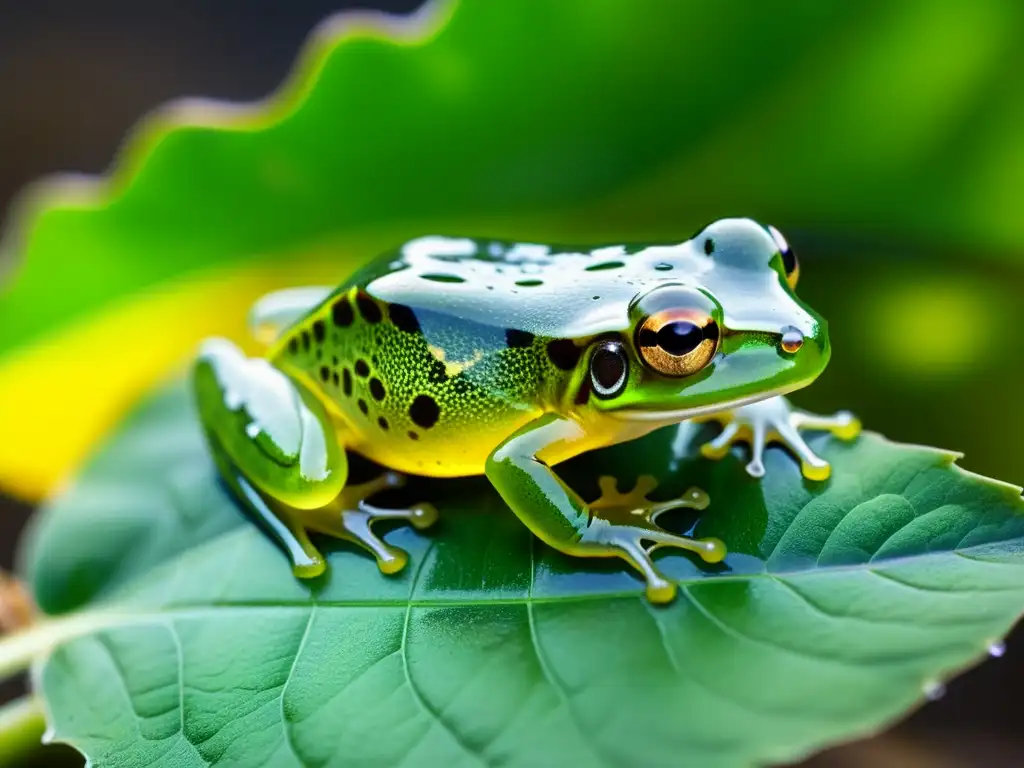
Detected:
left=270, top=283, right=561, bottom=477
left=360, top=219, right=808, bottom=340
left=359, top=235, right=708, bottom=340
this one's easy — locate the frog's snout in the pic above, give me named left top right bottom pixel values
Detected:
left=780, top=326, right=804, bottom=354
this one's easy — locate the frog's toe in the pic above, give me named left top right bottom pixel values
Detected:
left=642, top=529, right=727, bottom=563
left=596, top=526, right=725, bottom=604
left=774, top=422, right=832, bottom=481
left=583, top=476, right=725, bottom=602
left=339, top=504, right=411, bottom=575
left=791, top=409, right=862, bottom=442
left=744, top=431, right=767, bottom=479
left=699, top=422, right=743, bottom=460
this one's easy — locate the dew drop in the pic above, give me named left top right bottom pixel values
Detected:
left=654, top=262, right=673, bottom=271
left=989, top=641, right=1007, bottom=658
left=923, top=680, right=946, bottom=701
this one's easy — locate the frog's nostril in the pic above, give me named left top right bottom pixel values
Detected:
left=780, top=326, right=804, bottom=354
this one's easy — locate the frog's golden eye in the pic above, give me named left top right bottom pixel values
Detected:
left=636, top=309, right=719, bottom=377
left=768, top=224, right=799, bottom=288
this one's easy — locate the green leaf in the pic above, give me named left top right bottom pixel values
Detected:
left=16, top=382, right=1024, bottom=767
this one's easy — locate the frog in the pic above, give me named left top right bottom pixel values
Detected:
left=192, top=218, right=859, bottom=603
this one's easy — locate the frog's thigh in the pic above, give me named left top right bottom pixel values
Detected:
left=194, top=337, right=348, bottom=577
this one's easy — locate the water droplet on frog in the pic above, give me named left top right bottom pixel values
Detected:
left=989, top=641, right=1006, bottom=658
left=780, top=326, right=804, bottom=354
left=654, top=262, right=673, bottom=271
left=923, top=680, right=945, bottom=701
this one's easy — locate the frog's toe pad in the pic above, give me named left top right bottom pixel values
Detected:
left=375, top=547, right=409, bottom=575
left=408, top=503, right=439, bottom=530
left=292, top=559, right=327, bottom=580
left=831, top=411, right=862, bottom=441
left=695, top=537, right=727, bottom=564
left=801, top=460, right=832, bottom=482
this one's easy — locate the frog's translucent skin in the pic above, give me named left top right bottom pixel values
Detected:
left=193, top=218, right=859, bottom=602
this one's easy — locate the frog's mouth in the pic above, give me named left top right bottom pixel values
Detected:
left=608, top=375, right=815, bottom=423
left=608, top=389, right=780, bottom=423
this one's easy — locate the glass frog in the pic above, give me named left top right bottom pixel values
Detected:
left=193, top=218, right=859, bottom=603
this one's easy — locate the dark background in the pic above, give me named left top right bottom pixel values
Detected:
left=1, top=3, right=1021, bottom=766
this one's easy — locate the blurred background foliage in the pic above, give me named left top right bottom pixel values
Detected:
left=1, top=0, right=1023, bottom=765
left=2, top=0, right=1024, bottom=500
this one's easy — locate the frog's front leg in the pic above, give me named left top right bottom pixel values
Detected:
left=193, top=338, right=436, bottom=578
left=486, top=415, right=724, bottom=604
left=695, top=396, right=861, bottom=481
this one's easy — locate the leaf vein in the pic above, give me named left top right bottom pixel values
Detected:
left=279, top=606, right=315, bottom=768
left=681, top=586, right=864, bottom=670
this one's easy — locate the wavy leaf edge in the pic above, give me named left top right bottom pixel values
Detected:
left=0, top=0, right=456, bottom=287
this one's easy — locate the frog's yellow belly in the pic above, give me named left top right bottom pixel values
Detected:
left=335, top=407, right=542, bottom=478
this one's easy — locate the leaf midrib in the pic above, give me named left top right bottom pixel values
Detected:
left=68, top=545, right=1024, bottom=619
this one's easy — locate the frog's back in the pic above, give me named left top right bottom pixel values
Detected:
left=266, top=243, right=551, bottom=476
left=267, top=235, right=711, bottom=476
left=353, top=235, right=713, bottom=339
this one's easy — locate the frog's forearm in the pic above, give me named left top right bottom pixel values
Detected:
left=486, top=414, right=591, bottom=546
left=486, top=413, right=725, bottom=603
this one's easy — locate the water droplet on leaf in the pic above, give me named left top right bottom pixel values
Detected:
left=923, top=680, right=946, bottom=701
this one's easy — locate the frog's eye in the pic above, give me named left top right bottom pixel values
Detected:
left=768, top=225, right=799, bottom=288
left=590, top=342, right=629, bottom=398
left=636, top=309, right=719, bottom=377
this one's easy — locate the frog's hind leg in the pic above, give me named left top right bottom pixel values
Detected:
left=194, top=337, right=348, bottom=578
left=303, top=472, right=438, bottom=575
left=194, top=337, right=437, bottom=578
left=228, top=470, right=326, bottom=578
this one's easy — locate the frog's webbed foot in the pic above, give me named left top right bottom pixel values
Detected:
left=697, top=396, right=860, bottom=481
left=310, top=472, right=438, bottom=575
left=582, top=475, right=725, bottom=603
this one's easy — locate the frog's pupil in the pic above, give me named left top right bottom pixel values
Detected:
left=658, top=321, right=702, bottom=356
left=781, top=247, right=797, bottom=275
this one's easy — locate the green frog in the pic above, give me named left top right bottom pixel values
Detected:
left=193, top=218, right=859, bottom=602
